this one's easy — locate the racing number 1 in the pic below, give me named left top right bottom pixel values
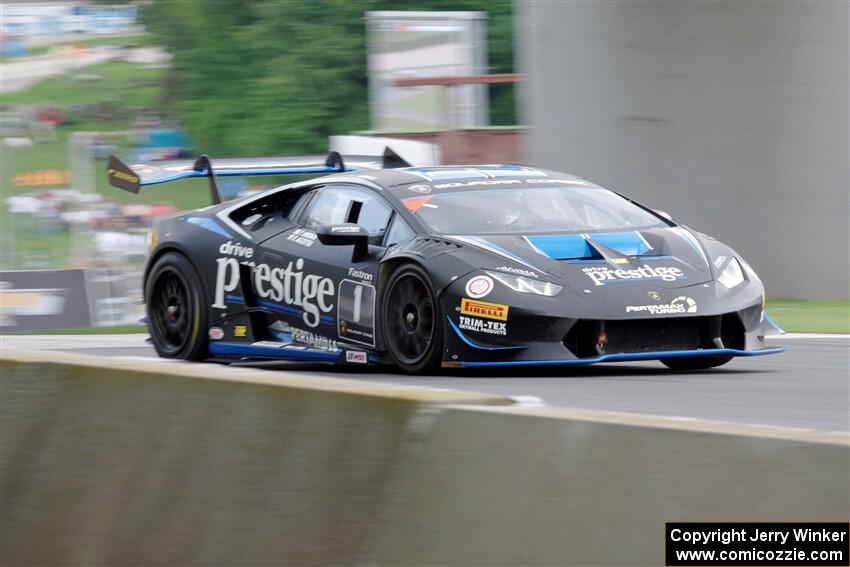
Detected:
left=338, top=280, right=376, bottom=346
left=352, top=284, right=363, bottom=323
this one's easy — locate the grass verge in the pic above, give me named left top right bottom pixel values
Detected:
left=765, top=299, right=849, bottom=334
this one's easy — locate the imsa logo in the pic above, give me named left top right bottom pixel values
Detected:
left=460, top=298, right=509, bottom=321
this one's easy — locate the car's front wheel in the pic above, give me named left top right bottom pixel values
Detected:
left=381, top=263, right=443, bottom=373
left=661, top=355, right=733, bottom=370
left=146, top=252, right=208, bottom=360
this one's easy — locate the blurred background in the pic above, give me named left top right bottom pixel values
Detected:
left=0, top=0, right=847, bottom=332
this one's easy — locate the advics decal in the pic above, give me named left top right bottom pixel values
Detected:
left=495, top=266, right=538, bottom=278
left=465, top=275, right=494, bottom=299
left=626, top=296, right=697, bottom=315
left=582, top=264, right=684, bottom=286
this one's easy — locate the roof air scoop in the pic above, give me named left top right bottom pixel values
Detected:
left=382, top=146, right=412, bottom=169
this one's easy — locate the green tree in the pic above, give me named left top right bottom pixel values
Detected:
left=144, top=0, right=514, bottom=155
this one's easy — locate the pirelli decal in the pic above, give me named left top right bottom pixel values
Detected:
left=460, top=298, right=509, bottom=321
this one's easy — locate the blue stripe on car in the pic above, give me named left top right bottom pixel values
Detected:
left=184, top=216, right=231, bottom=238
left=526, top=231, right=651, bottom=260
left=209, top=342, right=339, bottom=361
left=455, top=347, right=785, bottom=367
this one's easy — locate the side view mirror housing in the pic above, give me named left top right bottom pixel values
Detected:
left=316, top=223, right=369, bottom=261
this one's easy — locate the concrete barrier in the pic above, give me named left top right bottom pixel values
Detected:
left=2, top=350, right=847, bottom=567
left=0, top=350, right=506, bottom=566
left=369, top=405, right=850, bottom=566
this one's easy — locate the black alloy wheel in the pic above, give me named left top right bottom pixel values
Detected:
left=146, top=252, right=208, bottom=360
left=382, top=264, right=443, bottom=373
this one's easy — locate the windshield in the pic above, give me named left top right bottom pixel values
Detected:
left=401, top=186, right=667, bottom=235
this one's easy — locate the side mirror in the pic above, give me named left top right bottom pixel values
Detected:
left=316, top=223, right=369, bottom=261
left=652, top=209, right=673, bottom=222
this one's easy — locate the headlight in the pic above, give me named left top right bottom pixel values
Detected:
left=485, top=271, right=563, bottom=296
left=740, top=258, right=762, bottom=284
left=717, top=257, right=745, bottom=288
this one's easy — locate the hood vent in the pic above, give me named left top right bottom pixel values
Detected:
left=525, top=231, right=652, bottom=261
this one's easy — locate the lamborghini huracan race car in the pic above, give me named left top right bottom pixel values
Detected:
left=107, top=150, right=783, bottom=373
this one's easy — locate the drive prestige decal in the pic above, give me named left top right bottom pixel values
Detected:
left=213, top=241, right=334, bottom=327
left=626, top=296, right=697, bottom=315
left=582, top=264, right=685, bottom=286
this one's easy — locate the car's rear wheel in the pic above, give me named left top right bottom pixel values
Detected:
left=382, top=263, right=443, bottom=373
left=146, top=252, right=208, bottom=360
left=661, top=355, right=733, bottom=370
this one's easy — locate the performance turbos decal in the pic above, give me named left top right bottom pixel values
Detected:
left=626, top=296, right=697, bottom=315
left=213, top=241, right=334, bottom=328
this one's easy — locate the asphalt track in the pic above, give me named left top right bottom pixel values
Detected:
left=2, top=334, right=847, bottom=432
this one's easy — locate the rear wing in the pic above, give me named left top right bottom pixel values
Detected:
left=106, top=147, right=410, bottom=204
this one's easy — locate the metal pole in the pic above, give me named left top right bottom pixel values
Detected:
left=1, top=142, right=16, bottom=270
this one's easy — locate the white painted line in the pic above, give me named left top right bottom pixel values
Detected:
left=0, top=334, right=150, bottom=350
left=509, top=395, right=545, bottom=407
left=767, top=333, right=849, bottom=340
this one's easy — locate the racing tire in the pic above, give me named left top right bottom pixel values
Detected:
left=381, top=263, right=444, bottom=374
left=146, top=252, right=208, bottom=361
left=660, top=355, right=733, bottom=370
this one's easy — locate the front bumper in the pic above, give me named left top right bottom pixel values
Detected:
left=440, top=277, right=784, bottom=367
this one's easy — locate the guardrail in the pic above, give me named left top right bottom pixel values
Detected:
left=1, top=350, right=847, bottom=566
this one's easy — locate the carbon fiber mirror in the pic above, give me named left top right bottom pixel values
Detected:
left=316, top=224, right=369, bottom=261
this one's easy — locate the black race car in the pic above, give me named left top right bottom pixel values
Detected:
left=107, top=150, right=783, bottom=373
